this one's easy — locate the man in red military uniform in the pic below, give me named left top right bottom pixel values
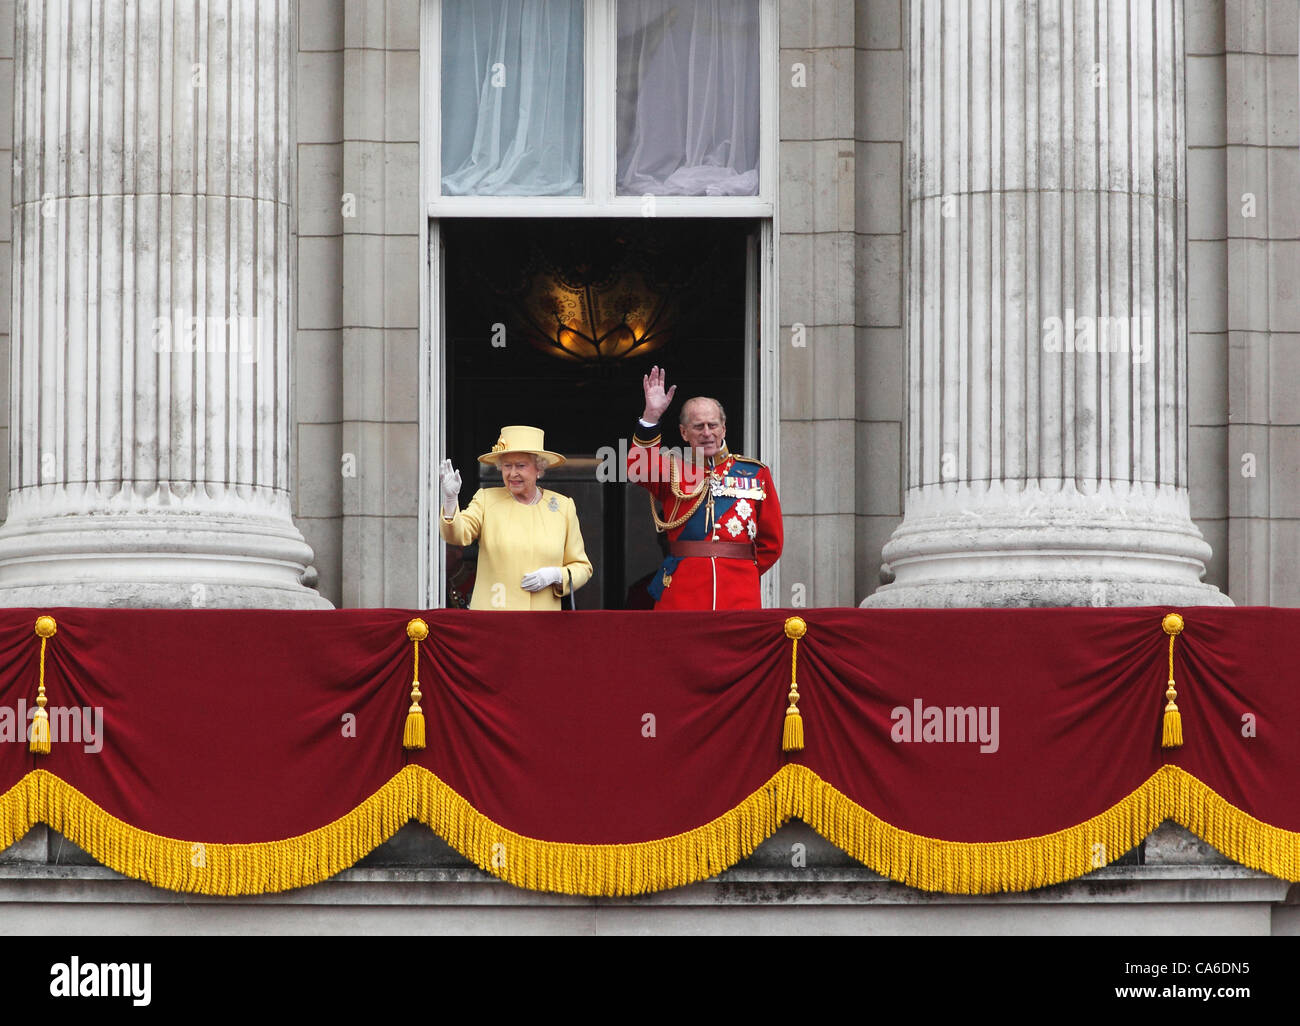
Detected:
left=628, top=366, right=783, bottom=610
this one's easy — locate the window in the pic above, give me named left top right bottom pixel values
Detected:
left=420, top=0, right=781, bottom=609
left=615, top=1, right=760, bottom=196
left=428, top=0, right=774, bottom=215
left=440, top=0, right=585, bottom=196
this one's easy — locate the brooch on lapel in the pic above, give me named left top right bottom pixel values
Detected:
left=547, top=497, right=559, bottom=512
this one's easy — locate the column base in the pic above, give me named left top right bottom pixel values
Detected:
left=861, top=481, right=1232, bottom=609
left=863, top=577, right=1231, bottom=608
left=0, top=580, right=332, bottom=610
left=0, top=489, right=334, bottom=610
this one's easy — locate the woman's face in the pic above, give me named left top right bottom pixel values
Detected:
left=498, top=453, right=540, bottom=498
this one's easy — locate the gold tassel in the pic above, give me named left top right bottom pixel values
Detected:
left=403, top=618, right=429, bottom=751
left=1161, top=612, right=1184, bottom=750
left=29, top=616, right=57, bottom=755
left=403, top=687, right=426, bottom=750
left=782, top=616, right=807, bottom=753
left=29, top=708, right=50, bottom=754
left=1162, top=692, right=1183, bottom=749
left=782, top=707, right=804, bottom=752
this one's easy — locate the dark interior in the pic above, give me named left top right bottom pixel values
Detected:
left=442, top=218, right=757, bottom=608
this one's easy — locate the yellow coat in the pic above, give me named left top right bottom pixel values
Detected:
left=441, top=487, right=593, bottom=610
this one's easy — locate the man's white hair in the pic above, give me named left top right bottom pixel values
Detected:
left=680, top=396, right=727, bottom=426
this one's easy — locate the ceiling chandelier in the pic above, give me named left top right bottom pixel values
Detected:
left=537, top=266, right=671, bottom=363
left=455, top=222, right=722, bottom=366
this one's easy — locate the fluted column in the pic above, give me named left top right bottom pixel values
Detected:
left=865, top=0, right=1227, bottom=607
left=0, top=0, right=329, bottom=608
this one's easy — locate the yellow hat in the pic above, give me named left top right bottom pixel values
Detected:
left=478, top=425, right=567, bottom=468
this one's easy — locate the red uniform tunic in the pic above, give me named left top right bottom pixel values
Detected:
left=628, top=424, right=783, bottom=610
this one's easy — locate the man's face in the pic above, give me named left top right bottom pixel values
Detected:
left=679, top=400, right=726, bottom=459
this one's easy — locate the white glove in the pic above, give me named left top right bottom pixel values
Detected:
left=521, top=567, right=564, bottom=593
left=439, top=458, right=461, bottom=516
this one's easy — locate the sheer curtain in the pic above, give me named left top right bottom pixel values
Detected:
left=441, top=0, right=584, bottom=196
left=617, top=0, right=760, bottom=196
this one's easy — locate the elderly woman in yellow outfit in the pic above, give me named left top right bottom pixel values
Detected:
left=439, top=426, right=593, bottom=610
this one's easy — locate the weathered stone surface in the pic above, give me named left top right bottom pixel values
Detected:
left=0, top=0, right=329, bottom=609
left=865, top=0, right=1229, bottom=609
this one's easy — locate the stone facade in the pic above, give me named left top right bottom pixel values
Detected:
left=1, top=0, right=1298, bottom=932
left=289, top=0, right=1299, bottom=611
left=0, top=1, right=1277, bottom=609
left=0, top=0, right=329, bottom=608
left=296, top=1, right=424, bottom=609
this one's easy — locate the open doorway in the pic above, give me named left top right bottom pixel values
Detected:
left=440, top=218, right=759, bottom=609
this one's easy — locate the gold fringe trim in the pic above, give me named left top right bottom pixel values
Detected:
left=2, top=764, right=1298, bottom=896
left=797, top=764, right=1300, bottom=893
left=0, top=768, right=415, bottom=895
left=407, top=765, right=795, bottom=897
left=1160, top=765, right=1300, bottom=883
left=406, top=763, right=1300, bottom=896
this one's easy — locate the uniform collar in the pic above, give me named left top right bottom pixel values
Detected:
left=679, top=445, right=732, bottom=478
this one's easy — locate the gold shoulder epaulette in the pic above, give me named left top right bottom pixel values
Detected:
left=729, top=453, right=768, bottom=470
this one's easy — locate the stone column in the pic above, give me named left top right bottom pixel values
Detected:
left=866, top=0, right=1228, bottom=607
left=0, top=0, right=330, bottom=608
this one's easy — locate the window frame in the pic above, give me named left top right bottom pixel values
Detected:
left=425, top=0, right=778, bottom=218
left=418, top=0, right=783, bottom=609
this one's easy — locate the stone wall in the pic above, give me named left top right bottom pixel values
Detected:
left=1188, top=1, right=1232, bottom=595
left=854, top=0, right=907, bottom=604
left=1222, top=1, right=1300, bottom=603
left=774, top=1, right=908, bottom=609
left=295, top=0, right=346, bottom=607
left=2, top=0, right=1300, bottom=934
left=778, top=2, right=855, bottom=608
left=283, top=0, right=1296, bottom=609
left=295, top=0, right=422, bottom=609
left=0, top=0, right=12, bottom=526
left=1185, top=0, right=1300, bottom=602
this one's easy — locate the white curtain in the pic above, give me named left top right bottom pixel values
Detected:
left=617, top=0, right=760, bottom=196
left=441, top=0, right=584, bottom=196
